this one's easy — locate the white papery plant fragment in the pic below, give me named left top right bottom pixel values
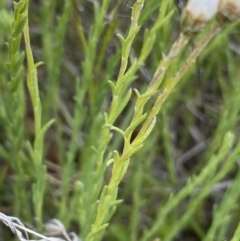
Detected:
left=218, top=0, right=240, bottom=21
left=181, top=0, right=220, bottom=33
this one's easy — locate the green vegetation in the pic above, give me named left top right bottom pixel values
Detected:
left=0, top=0, right=240, bottom=240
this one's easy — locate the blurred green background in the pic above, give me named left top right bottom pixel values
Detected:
left=1, top=0, right=240, bottom=240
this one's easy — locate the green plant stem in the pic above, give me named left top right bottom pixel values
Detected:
left=164, top=138, right=240, bottom=241
left=23, top=20, right=41, bottom=139
left=85, top=1, right=145, bottom=240
left=141, top=132, right=235, bottom=241
left=94, top=0, right=146, bottom=182
left=6, top=0, right=27, bottom=218
left=230, top=223, right=240, bottom=241
left=22, top=0, right=51, bottom=229
left=137, top=24, right=221, bottom=140
left=71, top=0, right=87, bottom=53
left=127, top=32, right=190, bottom=141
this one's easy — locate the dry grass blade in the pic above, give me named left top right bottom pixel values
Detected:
left=0, top=213, right=81, bottom=241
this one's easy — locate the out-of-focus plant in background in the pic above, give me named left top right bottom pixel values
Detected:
left=0, top=0, right=240, bottom=241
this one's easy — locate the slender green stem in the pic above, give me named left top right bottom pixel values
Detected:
left=137, top=24, right=221, bottom=139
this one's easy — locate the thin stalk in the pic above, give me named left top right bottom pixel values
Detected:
left=137, top=24, right=221, bottom=139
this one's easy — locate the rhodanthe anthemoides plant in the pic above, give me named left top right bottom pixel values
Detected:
left=1, top=0, right=240, bottom=241
left=86, top=0, right=240, bottom=241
